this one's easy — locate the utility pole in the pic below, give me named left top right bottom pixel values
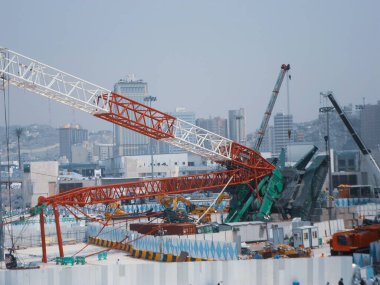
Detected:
left=355, top=97, right=365, bottom=135
left=355, top=100, right=365, bottom=173
left=144, top=95, right=157, bottom=180
left=319, top=95, right=335, bottom=208
left=15, top=128, right=23, bottom=171
left=0, top=141, right=3, bottom=263
left=0, top=57, right=4, bottom=262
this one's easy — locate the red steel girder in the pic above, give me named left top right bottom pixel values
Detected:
left=219, top=142, right=275, bottom=174
left=39, top=168, right=264, bottom=207
left=95, top=92, right=176, bottom=140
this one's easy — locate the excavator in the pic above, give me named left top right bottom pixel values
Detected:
left=158, top=194, right=229, bottom=223
left=104, top=202, right=154, bottom=220
left=104, top=202, right=127, bottom=220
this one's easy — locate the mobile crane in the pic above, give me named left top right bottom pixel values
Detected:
left=326, top=92, right=380, bottom=187
left=330, top=223, right=380, bottom=255
left=254, top=64, right=290, bottom=151
left=326, top=91, right=380, bottom=255
left=0, top=47, right=279, bottom=262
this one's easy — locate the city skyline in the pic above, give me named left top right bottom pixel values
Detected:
left=1, top=1, right=379, bottom=135
left=0, top=98, right=370, bottom=142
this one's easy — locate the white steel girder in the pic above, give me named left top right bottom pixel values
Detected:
left=0, top=48, right=110, bottom=114
left=0, top=47, right=234, bottom=163
left=162, top=118, right=233, bottom=162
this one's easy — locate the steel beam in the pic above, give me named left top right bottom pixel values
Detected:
left=53, top=205, right=64, bottom=258
left=39, top=208, right=47, bottom=263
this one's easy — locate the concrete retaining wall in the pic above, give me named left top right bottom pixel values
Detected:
left=0, top=256, right=353, bottom=285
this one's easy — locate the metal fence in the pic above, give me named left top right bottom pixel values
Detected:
left=4, top=221, right=86, bottom=248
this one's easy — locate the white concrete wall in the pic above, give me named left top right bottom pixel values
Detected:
left=268, top=221, right=293, bottom=239
left=23, top=161, right=58, bottom=206
left=0, top=257, right=353, bottom=285
left=314, top=219, right=345, bottom=239
left=355, top=203, right=380, bottom=218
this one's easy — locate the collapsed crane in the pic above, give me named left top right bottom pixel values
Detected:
left=0, top=48, right=277, bottom=262
left=225, top=64, right=290, bottom=222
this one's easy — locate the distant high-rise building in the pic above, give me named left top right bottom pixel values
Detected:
left=195, top=116, right=228, bottom=137
left=259, top=126, right=275, bottom=153
left=273, top=112, right=293, bottom=156
left=113, top=76, right=152, bottom=156
left=93, top=144, right=114, bottom=161
left=228, top=108, right=246, bottom=144
left=361, top=101, right=380, bottom=150
left=166, top=107, right=196, bottom=154
left=71, top=141, right=93, bottom=163
left=59, top=124, right=88, bottom=162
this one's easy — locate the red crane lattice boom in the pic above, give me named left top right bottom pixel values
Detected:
left=0, top=47, right=276, bottom=262
left=39, top=169, right=257, bottom=206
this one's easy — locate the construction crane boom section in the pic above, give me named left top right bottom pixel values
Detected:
left=254, top=64, right=290, bottom=150
left=0, top=48, right=273, bottom=171
left=327, top=93, right=368, bottom=155
left=38, top=169, right=256, bottom=206
left=326, top=92, right=380, bottom=177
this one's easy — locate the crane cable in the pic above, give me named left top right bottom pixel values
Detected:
left=286, top=69, right=292, bottom=164
left=72, top=212, right=162, bottom=259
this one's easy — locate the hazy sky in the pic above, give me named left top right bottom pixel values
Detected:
left=1, top=1, right=379, bottom=134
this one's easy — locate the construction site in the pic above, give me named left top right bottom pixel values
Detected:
left=0, top=47, right=379, bottom=285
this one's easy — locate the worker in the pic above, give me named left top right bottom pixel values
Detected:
left=339, top=278, right=344, bottom=285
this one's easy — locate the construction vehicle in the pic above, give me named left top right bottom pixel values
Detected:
left=330, top=224, right=380, bottom=255
left=158, top=194, right=218, bottom=223
left=326, top=92, right=380, bottom=187
left=362, top=214, right=380, bottom=226
left=0, top=48, right=283, bottom=262
left=5, top=249, right=17, bottom=269
left=103, top=202, right=138, bottom=220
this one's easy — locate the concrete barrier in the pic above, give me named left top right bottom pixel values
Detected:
left=88, top=237, right=204, bottom=262
left=0, top=256, right=353, bottom=285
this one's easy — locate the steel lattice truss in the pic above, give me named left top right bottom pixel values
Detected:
left=39, top=169, right=259, bottom=206
left=0, top=47, right=275, bottom=206
left=0, top=49, right=111, bottom=114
